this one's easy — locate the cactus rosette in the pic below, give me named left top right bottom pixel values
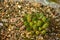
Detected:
left=23, top=12, right=50, bottom=35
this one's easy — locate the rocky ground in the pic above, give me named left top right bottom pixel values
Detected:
left=0, top=1, right=60, bottom=40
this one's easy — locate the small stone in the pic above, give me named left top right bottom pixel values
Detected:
left=38, top=36, right=44, bottom=40
left=50, top=33, right=56, bottom=36
left=55, top=19, right=60, bottom=22
left=16, top=2, right=19, bottom=4
left=8, top=25, right=15, bottom=31
left=8, top=28, right=11, bottom=31
left=7, top=35, right=11, bottom=37
left=20, top=25, right=25, bottom=30
left=2, top=19, right=8, bottom=22
left=10, top=18, right=17, bottom=23
left=6, top=5, right=9, bottom=7
left=46, top=8, right=51, bottom=12
left=21, top=11, right=25, bottom=14
left=18, top=5, right=21, bottom=8
left=0, top=23, right=3, bottom=26
left=21, top=33, right=25, bottom=38
left=26, top=32, right=32, bottom=38
left=55, top=37, right=60, bottom=40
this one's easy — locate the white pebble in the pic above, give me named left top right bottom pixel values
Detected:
left=18, top=5, right=21, bottom=8
left=0, top=23, right=3, bottom=26
left=2, top=19, right=8, bottom=22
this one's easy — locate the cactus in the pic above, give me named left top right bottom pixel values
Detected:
left=23, top=12, right=50, bottom=35
left=41, top=30, right=46, bottom=35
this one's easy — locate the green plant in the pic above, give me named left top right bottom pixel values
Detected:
left=23, top=12, right=50, bottom=35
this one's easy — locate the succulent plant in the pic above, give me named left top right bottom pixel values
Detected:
left=23, top=12, right=50, bottom=35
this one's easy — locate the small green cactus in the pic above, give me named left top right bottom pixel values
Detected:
left=37, top=20, right=43, bottom=26
left=27, top=14, right=31, bottom=22
left=23, top=12, right=50, bottom=35
left=42, top=22, right=49, bottom=29
left=41, top=30, right=46, bottom=35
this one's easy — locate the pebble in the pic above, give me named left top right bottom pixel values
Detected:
left=8, top=25, right=15, bottom=31
left=26, top=32, right=32, bottom=38
left=50, top=33, right=56, bottom=36
left=10, top=18, right=17, bottom=23
left=38, top=35, right=44, bottom=40
left=6, top=5, right=9, bottom=7
left=2, top=19, right=8, bottom=22
left=0, top=23, right=3, bottom=26
left=21, top=32, right=25, bottom=38
left=55, top=37, right=60, bottom=40
left=20, top=25, right=25, bottom=30
left=18, top=5, right=22, bottom=8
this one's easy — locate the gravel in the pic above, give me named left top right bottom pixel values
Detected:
left=0, top=1, right=60, bottom=40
